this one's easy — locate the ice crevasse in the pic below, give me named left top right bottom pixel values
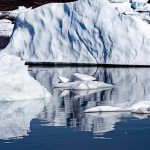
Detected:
left=4, top=0, right=150, bottom=65
left=0, top=52, right=51, bottom=101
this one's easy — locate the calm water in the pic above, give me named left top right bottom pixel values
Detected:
left=0, top=66, right=150, bottom=150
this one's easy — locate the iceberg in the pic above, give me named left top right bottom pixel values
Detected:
left=84, top=100, right=150, bottom=114
left=73, top=73, right=96, bottom=81
left=4, top=0, right=150, bottom=65
left=54, top=73, right=114, bottom=90
left=131, top=0, right=148, bottom=9
left=0, top=52, right=51, bottom=101
left=9, top=6, right=32, bottom=18
left=54, top=81, right=113, bottom=90
left=0, top=19, right=14, bottom=36
left=58, top=76, right=69, bottom=83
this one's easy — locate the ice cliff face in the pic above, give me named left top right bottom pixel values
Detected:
left=0, top=52, right=51, bottom=101
left=4, top=0, right=150, bottom=65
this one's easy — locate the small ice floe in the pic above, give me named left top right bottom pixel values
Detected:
left=73, top=73, right=96, bottom=81
left=54, top=73, right=114, bottom=90
left=84, top=101, right=150, bottom=114
left=59, top=90, right=70, bottom=97
left=58, top=76, right=69, bottom=83
left=131, top=107, right=150, bottom=114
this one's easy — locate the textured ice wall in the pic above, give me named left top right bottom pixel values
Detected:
left=4, top=0, right=150, bottom=65
left=0, top=52, right=51, bottom=101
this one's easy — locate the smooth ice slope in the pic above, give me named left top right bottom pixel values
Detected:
left=4, top=0, right=150, bottom=65
left=0, top=52, right=51, bottom=101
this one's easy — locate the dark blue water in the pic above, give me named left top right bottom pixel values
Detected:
left=0, top=66, right=150, bottom=150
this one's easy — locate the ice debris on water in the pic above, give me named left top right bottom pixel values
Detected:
left=84, top=100, right=150, bottom=114
left=54, top=73, right=114, bottom=90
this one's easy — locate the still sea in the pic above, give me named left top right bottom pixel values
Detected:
left=0, top=66, right=150, bottom=150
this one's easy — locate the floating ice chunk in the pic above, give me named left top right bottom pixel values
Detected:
left=109, top=0, right=130, bottom=2
left=0, top=52, right=51, bottom=101
left=123, top=10, right=139, bottom=15
left=84, top=100, right=150, bottom=113
left=73, top=73, right=96, bottom=81
left=54, top=80, right=113, bottom=90
left=131, top=107, right=150, bottom=114
left=58, top=76, right=69, bottom=83
left=59, top=90, right=70, bottom=97
left=84, top=106, right=129, bottom=113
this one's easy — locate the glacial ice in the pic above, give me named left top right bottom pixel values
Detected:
left=0, top=19, right=14, bottom=36
left=54, top=80, right=114, bottom=90
left=0, top=52, right=51, bottom=101
left=73, top=73, right=96, bottom=81
left=58, top=76, right=69, bottom=83
left=4, top=0, right=150, bottom=65
left=84, top=100, right=150, bottom=114
left=0, top=7, right=31, bottom=36
left=54, top=73, right=113, bottom=90
left=9, top=6, right=32, bottom=18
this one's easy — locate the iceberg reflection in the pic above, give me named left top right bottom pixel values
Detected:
left=0, top=99, right=50, bottom=140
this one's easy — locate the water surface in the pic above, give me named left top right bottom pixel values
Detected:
left=0, top=66, right=150, bottom=150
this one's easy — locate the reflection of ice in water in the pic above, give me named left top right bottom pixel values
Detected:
left=0, top=99, right=50, bottom=140
left=30, top=67, right=150, bottom=137
left=83, top=112, right=129, bottom=135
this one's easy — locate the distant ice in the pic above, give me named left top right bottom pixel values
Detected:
left=0, top=6, right=31, bottom=37
left=0, top=19, right=14, bottom=36
left=9, top=6, right=32, bottom=18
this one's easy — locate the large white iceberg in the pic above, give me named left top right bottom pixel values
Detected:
left=4, top=0, right=150, bottom=65
left=0, top=52, right=51, bottom=101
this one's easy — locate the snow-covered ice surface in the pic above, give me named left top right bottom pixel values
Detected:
left=4, top=0, right=150, bottom=65
left=84, top=101, right=150, bottom=114
left=9, top=6, right=32, bottom=18
left=73, top=73, right=96, bottom=81
left=58, top=76, right=69, bottom=83
left=0, top=52, right=51, bottom=101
